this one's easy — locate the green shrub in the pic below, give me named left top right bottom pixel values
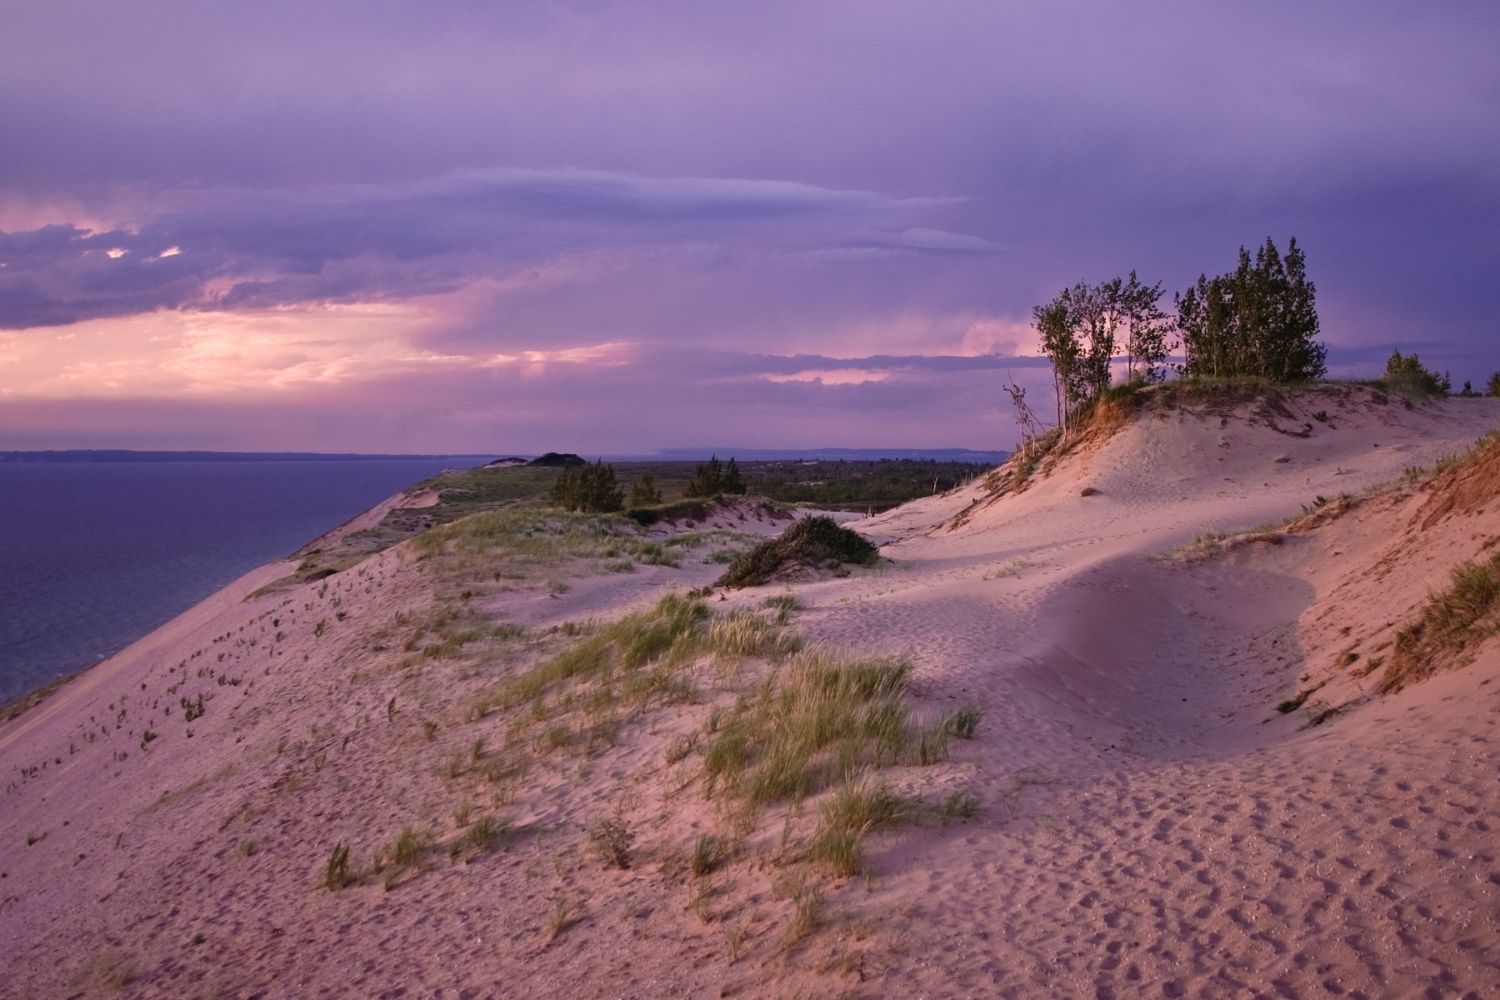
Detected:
left=629, top=472, right=663, bottom=506
left=1382, top=350, right=1450, bottom=399
left=716, top=517, right=878, bottom=589
left=551, top=460, right=625, bottom=513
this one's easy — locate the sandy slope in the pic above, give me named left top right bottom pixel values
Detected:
left=2, top=386, right=1498, bottom=999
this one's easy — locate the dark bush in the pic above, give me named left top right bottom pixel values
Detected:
left=1382, top=351, right=1449, bottom=399
left=624, top=498, right=714, bottom=526
left=530, top=452, right=586, bottom=467
left=716, top=516, right=878, bottom=588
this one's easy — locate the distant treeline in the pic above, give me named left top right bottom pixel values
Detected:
left=745, top=459, right=993, bottom=508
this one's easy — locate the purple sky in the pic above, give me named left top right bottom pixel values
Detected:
left=2, top=1, right=1497, bottom=453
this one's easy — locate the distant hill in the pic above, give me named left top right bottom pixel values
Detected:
left=528, top=452, right=587, bottom=467
left=645, top=447, right=1009, bottom=463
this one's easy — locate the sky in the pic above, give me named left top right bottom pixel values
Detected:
left=1, top=1, right=1497, bottom=454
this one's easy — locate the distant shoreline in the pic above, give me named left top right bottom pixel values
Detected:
left=1, top=447, right=1007, bottom=464
left=0, top=450, right=495, bottom=463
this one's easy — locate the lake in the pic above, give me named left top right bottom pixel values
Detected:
left=0, top=457, right=474, bottom=703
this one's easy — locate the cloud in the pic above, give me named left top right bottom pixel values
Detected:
left=0, top=168, right=956, bottom=330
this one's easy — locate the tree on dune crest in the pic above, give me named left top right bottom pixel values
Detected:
left=1032, top=271, right=1169, bottom=439
left=1175, top=237, right=1325, bottom=382
left=1031, top=237, right=1327, bottom=445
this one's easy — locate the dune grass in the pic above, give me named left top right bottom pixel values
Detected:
left=1382, top=551, right=1500, bottom=693
left=414, top=509, right=684, bottom=581
left=700, top=651, right=945, bottom=808
left=808, top=778, right=906, bottom=876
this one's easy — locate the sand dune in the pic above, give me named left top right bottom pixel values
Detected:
left=2, top=385, right=1498, bottom=998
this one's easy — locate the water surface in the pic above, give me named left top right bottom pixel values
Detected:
left=0, top=458, right=467, bottom=703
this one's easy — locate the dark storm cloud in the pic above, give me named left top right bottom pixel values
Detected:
left=0, top=169, right=963, bottom=328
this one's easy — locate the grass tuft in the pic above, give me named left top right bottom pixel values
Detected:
left=1382, top=551, right=1500, bottom=693
left=943, top=704, right=981, bottom=739
left=809, top=779, right=904, bottom=877
left=323, top=842, right=354, bottom=890
left=460, top=815, right=505, bottom=855
left=587, top=816, right=634, bottom=870
left=691, top=834, right=727, bottom=877
left=547, top=897, right=581, bottom=942
left=701, top=651, right=917, bottom=806
left=937, top=789, right=980, bottom=823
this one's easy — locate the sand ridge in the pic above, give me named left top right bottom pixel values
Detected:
left=2, top=386, right=1498, bottom=998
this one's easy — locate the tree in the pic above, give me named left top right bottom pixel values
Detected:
left=722, top=458, right=746, bottom=495
left=1382, top=350, right=1448, bottom=398
left=1033, top=297, right=1079, bottom=435
left=686, top=456, right=724, bottom=497
left=550, top=460, right=623, bottom=512
left=1032, top=272, right=1170, bottom=439
left=1117, top=271, right=1171, bottom=384
left=1176, top=237, right=1325, bottom=381
left=629, top=472, right=663, bottom=507
left=1001, top=375, right=1043, bottom=458
left=685, top=455, right=744, bottom=497
left=1487, top=371, right=1500, bottom=397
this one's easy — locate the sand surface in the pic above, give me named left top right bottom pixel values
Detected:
left=2, top=386, right=1498, bottom=998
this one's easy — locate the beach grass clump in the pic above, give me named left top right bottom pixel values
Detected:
left=1382, top=551, right=1500, bottom=693
left=808, top=778, right=905, bottom=877
left=458, top=815, right=505, bottom=855
left=487, top=593, right=708, bottom=713
left=690, top=834, right=727, bottom=877
left=937, top=789, right=980, bottom=823
left=323, top=842, right=354, bottom=890
left=387, top=826, right=430, bottom=869
left=943, top=703, right=982, bottom=740
left=71, top=950, right=138, bottom=993
left=716, top=517, right=878, bottom=589
left=701, top=651, right=932, bottom=807
left=703, top=609, right=803, bottom=660
left=547, top=897, right=581, bottom=941
left=761, top=593, right=803, bottom=624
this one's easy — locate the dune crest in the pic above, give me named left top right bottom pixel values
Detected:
left=3, top=387, right=1499, bottom=998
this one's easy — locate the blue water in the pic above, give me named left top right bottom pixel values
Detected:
left=0, top=459, right=468, bottom=703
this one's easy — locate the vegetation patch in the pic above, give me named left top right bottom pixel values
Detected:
left=716, top=516, right=878, bottom=588
left=1381, top=552, right=1500, bottom=693
left=808, top=779, right=906, bottom=877
left=699, top=651, right=947, bottom=809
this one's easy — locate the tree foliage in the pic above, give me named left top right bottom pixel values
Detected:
left=1488, top=371, right=1500, bottom=398
left=1032, top=271, right=1168, bottom=435
left=1175, top=237, right=1325, bottom=382
left=550, top=459, right=624, bottom=512
left=685, top=455, right=747, bottom=497
left=629, top=471, right=663, bottom=507
left=1382, top=350, right=1450, bottom=398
